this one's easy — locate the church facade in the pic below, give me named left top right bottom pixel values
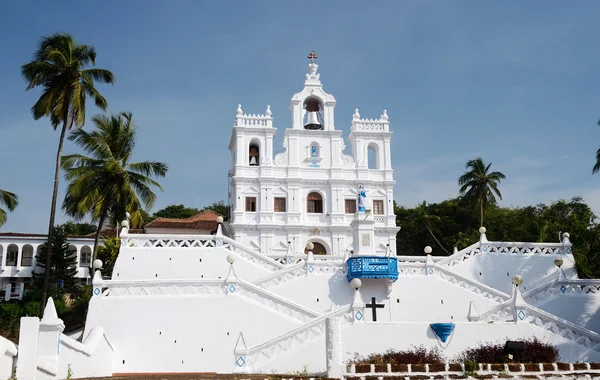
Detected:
left=228, top=56, right=399, bottom=258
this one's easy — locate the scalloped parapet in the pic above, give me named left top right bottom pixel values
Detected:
left=234, top=106, right=273, bottom=128
left=350, top=110, right=390, bottom=132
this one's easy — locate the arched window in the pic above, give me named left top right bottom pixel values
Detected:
left=367, top=143, right=379, bottom=169
left=304, top=242, right=327, bottom=255
left=307, top=192, right=323, bottom=214
left=249, top=142, right=260, bottom=166
left=80, top=246, right=92, bottom=268
left=6, top=244, right=18, bottom=266
left=0, top=245, right=3, bottom=266
left=68, top=245, right=78, bottom=263
left=21, top=245, right=34, bottom=267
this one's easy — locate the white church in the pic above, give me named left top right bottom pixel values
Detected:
left=2, top=53, right=600, bottom=380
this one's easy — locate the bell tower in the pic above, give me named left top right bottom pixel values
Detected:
left=289, top=51, right=337, bottom=131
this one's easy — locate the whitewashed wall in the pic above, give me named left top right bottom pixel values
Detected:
left=343, top=322, right=600, bottom=364
left=84, top=294, right=301, bottom=374
left=113, top=237, right=277, bottom=282
left=0, top=335, right=17, bottom=380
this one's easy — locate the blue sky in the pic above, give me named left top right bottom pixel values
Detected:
left=1, top=1, right=599, bottom=233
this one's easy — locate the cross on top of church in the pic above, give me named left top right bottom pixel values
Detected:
left=308, top=50, right=318, bottom=63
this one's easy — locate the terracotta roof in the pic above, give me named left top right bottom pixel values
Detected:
left=145, top=210, right=221, bottom=231
left=84, top=228, right=145, bottom=239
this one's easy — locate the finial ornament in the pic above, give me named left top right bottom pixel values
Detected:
left=381, top=110, right=388, bottom=121
left=236, top=104, right=243, bottom=116
left=308, top=50, right=318, bottom=63
left=265, top=105, right=272, bottom=117
left=353, top=109, right=360, bottom=120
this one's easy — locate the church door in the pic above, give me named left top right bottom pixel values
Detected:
left=304, top=242, right=327, bottom=255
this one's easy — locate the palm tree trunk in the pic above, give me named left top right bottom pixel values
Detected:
left=91, top=211, right=107, bottom=279
left=40, top=119, right=69, bottom=317
left=480, top=200, right=484, bottom=228
left=426, top=223, right=450, bottom=254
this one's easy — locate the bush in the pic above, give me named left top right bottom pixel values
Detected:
left=350, top=346, right=444, bottom=365
left=454, top=338, right=558, bottom=364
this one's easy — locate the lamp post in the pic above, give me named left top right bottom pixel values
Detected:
left=512, top=275, right=523, bottom=287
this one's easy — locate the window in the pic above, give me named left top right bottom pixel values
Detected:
left=249, top=143, right=260, bottom=166
left=80, top=246, right=92, bottom=268
left=21, top=245, right=33, bottom=267
left=368, top=143, right=379, bottom=169
left=245, top=197, right=257, bottom=212
left=6, top=245, right=17, bottom=266
left=274, top=197, right=286, bottom=212
left=307, top=192, right=323, bottom=214
left=345, top=199, right=357, bottom=214
left=373, top=200, right=384, bottom=215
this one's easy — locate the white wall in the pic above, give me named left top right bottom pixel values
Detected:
left=535, top=296, right=600, bottom=332
left=450, top=252, right=577, bottom=294
left=342, top=322, right=600, bottom=364
left=271, top=272, right=499, bottom=322
left=0, top=335, right=17, bottom=380
left=84, top=295, right=301, bottom=374
left=112, top=246, right=272, bottom=282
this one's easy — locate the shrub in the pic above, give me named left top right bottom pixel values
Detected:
left=454, top=338, right=558, bottom=364
left=350, top=346, right=444, bottom=365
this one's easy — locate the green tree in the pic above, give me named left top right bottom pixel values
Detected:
left=32, top=226, right=78, bottom=297
left=59, top=221, right=97, bottom=236
left=96, top=237, right=120, bottom=277
left=458, top=157, right=506, bottom=227
left=61, top=112, right=168, bottom=264
left=201, top=200, right=229, bottom=220
left=153, top=204, right=200, bottom=219
left=0, top=189, right=18, bottom=228
left=415, top=201, right=450, bottom=254
left=22, top=33, right=115, bottom=314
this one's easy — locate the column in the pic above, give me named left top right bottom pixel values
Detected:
left=326, top=317, right=344, bottom=379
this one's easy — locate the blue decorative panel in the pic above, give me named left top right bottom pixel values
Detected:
left=346, top=256, right=398, bottom=281
left=93, top=287, right=101, bottom=296
left=236, top=356, right=246, bottom=367
left=229, top=285, right=236, bottom=293
left=355, top=310, right=363, bottom=321
left=560, top=285, right=567, bottom=293
left=430, top=323, right=455, bottom=343
left=518, top=310, right=526, bottom=320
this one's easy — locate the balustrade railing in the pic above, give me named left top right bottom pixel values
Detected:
left=524, top=279, right=600, bottom=306
left=123, top=234, right=283, bottom=272
left=439, top=240, right=571, bottom=269
left=245, top=307, right=353, bottom=371
left=434, top=265, right=510, bottom=303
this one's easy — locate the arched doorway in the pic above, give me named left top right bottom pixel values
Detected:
left=305, top=242, right=327, bottom=255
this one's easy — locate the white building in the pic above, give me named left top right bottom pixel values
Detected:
left=228, top=57, right=399, bottom=258
left=4, top=55, right=600, bottom=380
left=0, top=233, right=95, bottom=300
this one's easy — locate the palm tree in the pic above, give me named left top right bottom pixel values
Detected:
left=593, top=119, right=600, bottom=174
left=0, top=189, right=19, bottom=228
left=22, top=33, right=115, bottom=314
left=61, top=112, right=168, bottom=264
left=458, top=157, right=506, bottom=227
left=415, top=201, right=450, bottom=254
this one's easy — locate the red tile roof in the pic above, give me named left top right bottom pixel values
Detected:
left=145, top=210, right=221, bottom=232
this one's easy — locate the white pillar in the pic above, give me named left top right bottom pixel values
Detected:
left=4, top=284, right=11, bottom=301
left=38, top=298, right=65, bottom=376
left=326, top=317, right=344, bottom=379
left=16, top=317, right=40, bottom=380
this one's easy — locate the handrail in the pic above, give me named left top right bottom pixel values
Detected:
left=437, top=242, right=480, bottom=267
left=123, top=233, right=284, bottom=271
left=434, top=265, right=510, bottom=302
left=254, top=261, right=344, bottom=289
left=237, top=279, right=321, bottom=322
left=246, top=306, right=352, bottom=369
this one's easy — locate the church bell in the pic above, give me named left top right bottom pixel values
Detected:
left=304, top=100, right=323, bottom=130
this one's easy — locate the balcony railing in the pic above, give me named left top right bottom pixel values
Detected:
left=346, top=256, right=399, bottom=281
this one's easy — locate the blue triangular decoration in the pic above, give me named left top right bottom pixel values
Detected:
left=430, top=323, right=455, bottom=343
